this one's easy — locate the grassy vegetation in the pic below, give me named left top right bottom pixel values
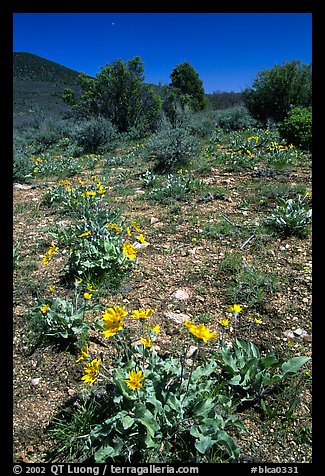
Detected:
left=13, top=112, right=312, bottom=464
left=12, top=52, right=312, bottom=464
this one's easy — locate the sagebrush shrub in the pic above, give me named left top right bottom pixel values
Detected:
left=73, top=116, right=118, bottom=152
left=146, top=127, right=200, bottom=170
left=214, top=105, right=258, bottom=132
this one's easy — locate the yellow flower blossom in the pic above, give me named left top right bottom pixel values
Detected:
left=107, top=223, right=122, bottom=233
left=136, top=234, right=149, bottom=245
left=75, top=344, right=89, bottom=363
left=123, top=243, right=137, bottom=260
left=124, top=369, right=144, bottom=391
left=41, top=304, right=49, bottom=314
left=81, top=358, right=100, bottom=385
left=132, top=220, right=141, bottom=232
left=227, top=304, right=243, bottom=314
left=219, top=318, right=230, bottom=327
left=84, top=292, right=93, bottom=300
left=86, top=283, right=96, bottom=292
left=42, top=242, right=58, bottom=264
left=252, top=316, right=262, bottom=325
left=149, top=324, right=160, bottom=334
left=101, top=306, right=127, bottom=338
left=78, top=231, right=92, bottom=238
left=131, top=308, right=154, bottom=320
left=141, top=336, right=153, bottom=348
left=184, top=321, right=217, bottom=343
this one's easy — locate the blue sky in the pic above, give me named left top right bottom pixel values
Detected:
left=13, top=13, right=312, bottom=93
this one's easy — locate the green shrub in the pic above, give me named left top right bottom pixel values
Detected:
left=242, top=61, right=312, bottom=123
left=73, top=117, right=118, bottom=153
left=29, top=294, right=91, bottom=345
left=215, top=106, right=258, bottom=132
left=277, top=107, right=312, bottom=151
left=265, top=196, right=312, bottom=238
left=13, top=149, right=34, bottom=183
left=146, top=127, right=200, bottom=170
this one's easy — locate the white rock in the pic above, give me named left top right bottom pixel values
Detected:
left=283, top=330, right=295, bottom=339
left=13, top=183, right=32, bottom=190
left=163, top=310, right=191, bottom=324
left=293, top=328, right=308, bottom=337
left=172, top=289, right=190, bottom=300
left=30, top=378, right=41, bottom=386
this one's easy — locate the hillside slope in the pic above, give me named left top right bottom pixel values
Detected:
left=13, top=52, right=82, bottom=127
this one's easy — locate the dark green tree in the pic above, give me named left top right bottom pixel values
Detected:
left=242, top=60, right=312, bottom=123
left=169, top=61, right=207, bottom=112
left=63, top=56, right=162, bottom=133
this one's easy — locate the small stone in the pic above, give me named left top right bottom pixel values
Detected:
left=163, top=310, right=192, bottom=324
left=30, top=378, right=41, bottom=386
left=293, top=328, right=308, bottom=337
left=13, top=183, right=32, bottom=190
left=283, top=330, right=295, bottom=339
left=186, top=345, right=198, bottom=358
left=303, top=334, right=312, bottom=343
left=172, top=289, right=190, bottom=300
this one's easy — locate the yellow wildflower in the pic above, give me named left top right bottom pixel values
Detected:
left=86, top=283, right=96, bottom=292
left=123, top=243, right=137, bottom=260
left=219, top=318, right=230, bottom=327
left=184, top=321, right=217, bottom=343
left=101, top=306, right=127, bottom=338
left=131, top=308, right=154, bottom=320
left=136, top=234, right=149, bottom=245
left=75, top=344, right=89, bottom=363
left=107, top=223, right=122, bottom=233
left=84, top=292, right=93, bottom=300
left=132, top=220, right=141, bottom=232
left=78, top=231, right=91, bottom=238
left=252, top=316, right=262, bottom=325
left=227, top=304, right=243, bottom=314
left=41, top=304, right=49, bottom=314
left=149, top=324, right=160, bottom=334
left=124, top=369, right=144, bottom=391
left=81, top=358, right=100, bottom=385
left=141, top=336, right=153, bottom=348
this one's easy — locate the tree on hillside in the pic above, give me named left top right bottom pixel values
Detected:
left=242, top=60, right=312, bottom=123
left=63, top=56, right=162, bottom=133
left=169, top=61, right=207, bottom=112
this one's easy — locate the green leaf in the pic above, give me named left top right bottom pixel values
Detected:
left=261, top=354, right=279, bottom=369
left=215, top=429, right=240, bottom=459
left=190, top=425, right=201, bottom=438
left=195, top=435, right=214, bottom=454
left=281, top=356, right=310, bottom=377
left=121, top=414, right=135, bottom=430
left=192, top=398, right=214, bottom=416
left=94, top=441, right=123, bottom=462
left=227, top=375, right=241, bottom=385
